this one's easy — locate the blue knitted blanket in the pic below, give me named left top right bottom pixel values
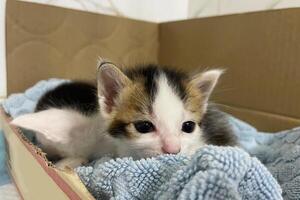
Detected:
left=76, top=146, right=282, bottom=200
left=2, top=79, right=300, bottom=199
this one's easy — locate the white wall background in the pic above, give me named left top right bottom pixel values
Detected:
left=20, top=0, right=300, bottom=22
left=1, top=0, right=300, bottom=99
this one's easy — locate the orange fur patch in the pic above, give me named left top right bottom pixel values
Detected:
left=184, top=82, right=205, bottom=123
left=109, top=81, right=152, bottom=138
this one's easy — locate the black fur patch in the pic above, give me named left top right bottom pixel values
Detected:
left=125, top=65, right=159, bottom=102
left=163, top=68, right=187, bottom=100
left=35, top=81, right=98, bottom=116
left=108, top=120, right=128, bottom=138
left=125, top=64, right=187, bottom=101
left=200, top=104, right=237, bottom=146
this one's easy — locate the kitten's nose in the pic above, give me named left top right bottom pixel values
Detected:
left=161, top=136, right=181, bottom=154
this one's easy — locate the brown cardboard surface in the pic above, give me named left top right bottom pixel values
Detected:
left=6, top=0, right=159, bottom=94
left=159, top=9, right=300, bottom=128
left=218, top=104, right=300, bottom=132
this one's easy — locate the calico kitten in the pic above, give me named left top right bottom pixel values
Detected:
left=11, top=61, right=236, bottom=168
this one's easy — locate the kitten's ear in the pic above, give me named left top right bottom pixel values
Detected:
left=11, top=109, right=88, bottom=143
left=97, top=60, right=131, bottom=117
left=189, top=69, right=223, bottom=102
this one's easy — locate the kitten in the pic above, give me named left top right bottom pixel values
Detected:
left=11, top=61, right=236, bottom=168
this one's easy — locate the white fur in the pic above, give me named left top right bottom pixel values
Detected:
left=152, top=74, right=184, bottom=153
left=11, top=109, right=115, bottom=167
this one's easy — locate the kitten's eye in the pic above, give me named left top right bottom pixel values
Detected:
left=182, top=121, right=196, bottom=133
left=134, top=121, right=155, bottom=133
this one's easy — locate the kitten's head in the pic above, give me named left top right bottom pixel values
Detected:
left=97, top=61, right=222, bottom=159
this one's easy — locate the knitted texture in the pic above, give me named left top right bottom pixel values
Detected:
left=231, top=117, right=300, bottom=200
left=76, top=146, right=282, bottom=200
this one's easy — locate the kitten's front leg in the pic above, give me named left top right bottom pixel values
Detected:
left=55, top=157, right=88, bottom=169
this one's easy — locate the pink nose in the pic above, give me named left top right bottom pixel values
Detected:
left=161, top=137, right=181, bottom=154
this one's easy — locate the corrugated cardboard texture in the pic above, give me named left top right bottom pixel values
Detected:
left=159, top=10, right=300, bottom=131
left=6, top=0, right=159, bottom=94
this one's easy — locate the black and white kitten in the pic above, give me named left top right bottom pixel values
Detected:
left=11, top=61, right=236, bottom=168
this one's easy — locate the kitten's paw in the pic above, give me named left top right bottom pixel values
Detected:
left=55, top=157, right=88, bottom=170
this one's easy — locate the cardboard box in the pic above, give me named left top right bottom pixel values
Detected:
left=2, top=0, right=300, bottom=199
